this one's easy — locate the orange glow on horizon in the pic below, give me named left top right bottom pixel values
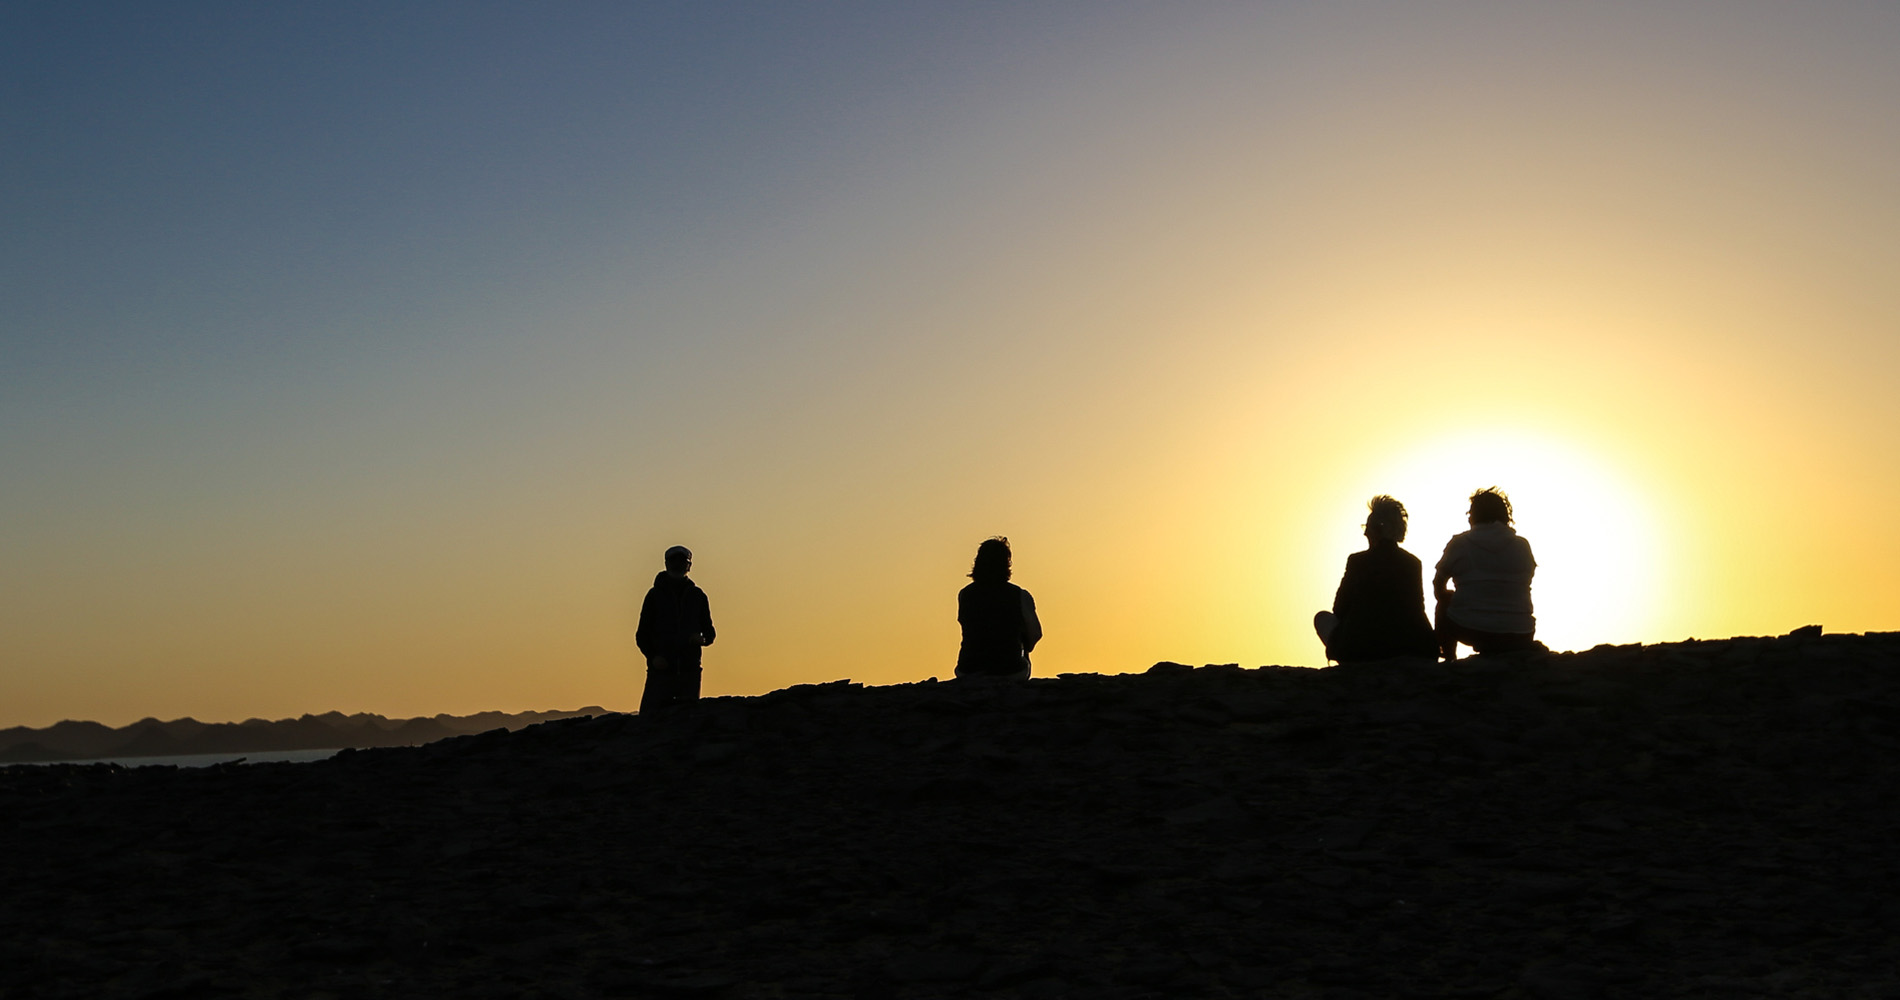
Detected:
left=5, top=4, right=1898, bottom=728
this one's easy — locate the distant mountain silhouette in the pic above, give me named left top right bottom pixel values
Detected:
left=0, top=707, right=607, bottom=763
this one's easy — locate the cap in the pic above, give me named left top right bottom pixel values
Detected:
left=664, top=545, right=693, bottom=564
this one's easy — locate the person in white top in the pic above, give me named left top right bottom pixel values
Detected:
left=1433, top=487, right=1542, bottom=659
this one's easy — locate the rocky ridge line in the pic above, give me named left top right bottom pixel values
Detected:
left=2, top=631, right=1897, bottom=998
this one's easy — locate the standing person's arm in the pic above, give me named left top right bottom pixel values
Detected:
left=636, top=588, right=667, bottom=667
left=698, top=589, right=716, bottom=646
left=1020, top=590, right=1043, bottom=653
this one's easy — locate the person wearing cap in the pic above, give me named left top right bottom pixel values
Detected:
left=636, top=545, right=716, bottom=712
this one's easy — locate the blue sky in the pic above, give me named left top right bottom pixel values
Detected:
left=6, top=4, right=1130, bottom=382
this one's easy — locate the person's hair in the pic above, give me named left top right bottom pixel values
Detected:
left=1468, top=487, right=1513, bottom=525
left=1365, top=495, right=1408, bottom=543
left=969, top=536, right=1012, bottom=583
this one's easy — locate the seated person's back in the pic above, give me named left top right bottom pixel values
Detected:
left=956, top=536, right=1042, bottom=678
left=1434, top=487, right=1538, bottom=658
left=1316, top=495, right=1438, bottom=662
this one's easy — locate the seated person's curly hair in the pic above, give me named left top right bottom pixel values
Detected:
left=1468, top=487, right=1513, bottom=525
left=1366, top=495, right=1408, bottom=543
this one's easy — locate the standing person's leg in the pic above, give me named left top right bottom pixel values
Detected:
left=639, top=657, right=672, bottom=715
left=677, top=646, right=704, bottom=703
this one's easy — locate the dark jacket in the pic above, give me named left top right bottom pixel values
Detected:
left=956, top=580, right=1038, bottom=677
left=1327, top=541, right=1437, bottom=662
left=636, top=573, right=715, bottom=657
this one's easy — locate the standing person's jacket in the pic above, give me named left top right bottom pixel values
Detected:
left=1435, top=523, right=1536, bottom=634
left=956, top=581, right=1041, bottom=677
left=636, top=573, right=715, bottom=657
left=1327, top=540, right=1439, bottom=661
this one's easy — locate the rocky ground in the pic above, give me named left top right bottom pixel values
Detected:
left=3, top=632, right=1898, bottom=999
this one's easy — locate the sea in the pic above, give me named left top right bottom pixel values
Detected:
left=11, top=748, right=342, bottom=768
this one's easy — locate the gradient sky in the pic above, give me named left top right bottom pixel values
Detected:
left=5, top=1, right=1897, bottom=728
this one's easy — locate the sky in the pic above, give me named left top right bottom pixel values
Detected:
left=4, top=1, right=1897, bottom=728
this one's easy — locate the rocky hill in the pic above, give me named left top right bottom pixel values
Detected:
left=3, top=631, right=1897, bottom=998
left=0, top=707, right=609, bottom=763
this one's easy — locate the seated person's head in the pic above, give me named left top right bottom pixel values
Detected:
left=1468, top=488, right=1513, bottom=525
left=970, top=536, right=1012, bottom=583
left=1365, top=495, right=1408, bottom=543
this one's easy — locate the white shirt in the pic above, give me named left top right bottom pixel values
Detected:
left=1436, top=522, right=1536, bottom=633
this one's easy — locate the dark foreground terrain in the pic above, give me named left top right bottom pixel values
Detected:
left=4, top=633, right=1898, bottom=999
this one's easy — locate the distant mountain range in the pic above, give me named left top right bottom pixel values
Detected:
left=0, top=708, right=609, bottom=763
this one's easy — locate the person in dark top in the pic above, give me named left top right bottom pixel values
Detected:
left=636, top=545, right=715, bottom=713
left=955, top=536, right=1042, bottom=679
left=1314, top=495, right=1439, bottom=663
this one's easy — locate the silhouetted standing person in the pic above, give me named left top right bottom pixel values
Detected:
left=1434, top=488, right=1538, bottom=659
left=1314, top=495, right=1439, bottom=663
left=955, top=537, right=1042, bottom=680
left=637, top=545, right=715, bottom=713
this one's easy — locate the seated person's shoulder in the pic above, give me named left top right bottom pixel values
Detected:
left=1356, top=545, right=1417, bottom=569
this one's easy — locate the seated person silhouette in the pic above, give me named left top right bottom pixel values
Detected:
left=1314, top=495, right=1439, bottom=663
left=1433, top=487, right=1540, bottom=659
left=954, top=536, right=1042, bottom=680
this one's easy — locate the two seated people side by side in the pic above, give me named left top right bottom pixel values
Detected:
left=1314, top=488, right=1540, bottom=664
